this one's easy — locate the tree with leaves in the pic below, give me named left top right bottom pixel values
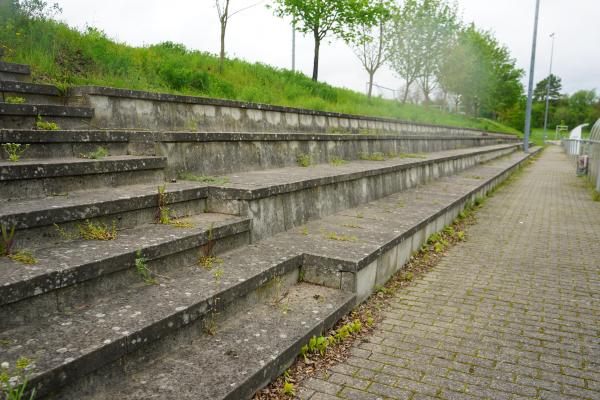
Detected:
left=533, top=74, right=562, bottom=102
left=438, top=25, right=523, bottom=118
left=271, top=0, right=384, bottom=81
left=387, top=0, right=422, bottom=103
left=350, top=1, right=393, bottom=99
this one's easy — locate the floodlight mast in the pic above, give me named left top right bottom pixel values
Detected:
left=524, top=0, right=541, bottom=153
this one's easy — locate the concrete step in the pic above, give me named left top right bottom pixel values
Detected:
left=0, top=155, right=167, bottom=200
left=204, top=143, right=522, bottom=240
left=0, top=129, right=150, bottom=160
left=0, top=147, right=538, bottom=400
left=0, top=213, right=251, bottom=328
left=0, top=61, right=31, bottom=82
left=0, top=238, right=350, bottom=398
left=0, top=103, right=93, bottom=129
left=0, top=128, right=518, bottom=167
left=68, top=283, right=354, bottom=400
left=1, top=80, right=65, bottom=105
left=0, top=181, right=209, bottom=248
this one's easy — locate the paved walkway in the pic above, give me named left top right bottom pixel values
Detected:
left=299, top=146, right=600, bottom=400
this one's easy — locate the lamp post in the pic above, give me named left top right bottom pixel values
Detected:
left=524, top=0, right=541, bottom=153
left=542, top=32, right=556, bottom=143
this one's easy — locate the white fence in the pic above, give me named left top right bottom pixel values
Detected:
left=562, top=119, right=600, bottom=191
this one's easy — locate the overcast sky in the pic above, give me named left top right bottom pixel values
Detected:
left=53, top=0, right=599, bottom=98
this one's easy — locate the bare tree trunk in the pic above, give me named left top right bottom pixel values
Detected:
left=367, top=70, right=374, bottom=99
left=312, top=30, right=320, bottom=81
left=219, top=21, right=226, bottom=72
left=402, top=81, right=411, bottom=103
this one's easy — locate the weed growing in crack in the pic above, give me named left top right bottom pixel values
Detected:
left=323, top=231, right=357, bottom=242
left=80, top=146, right=108, bottom=160
left=2, top=143, right=29, bottom=162
left=0, top=357, right=36, bottom=400
left=54, top=220, right=117, bottom=241
left=296, top=153, right=312, bottom=167
left=0, top=225, right=16, bottom=257
left=135, top=249, right=156, bottom=285
left=156, top=185, right=194, bottom=228
left=178, top=172, right=229, bottom=185
left=329, top=156, right=348, bottom=166
left=5, top=96, right=26, bottom=104
left=8, top=251, right=37, bottom=265
left=198, top=223, right=223, bottom=269
left=359, top=152, right=386, bottom=161
left=35, top=115, right=59, bottom=130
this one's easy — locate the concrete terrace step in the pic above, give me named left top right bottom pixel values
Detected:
left=0, top=239, right=346, bottom=398
left=0, top=155, right=167, bottom=200
left=0, top=61, right=31, bottom=82
left=0, top=147, right=537, bottom=399
left=74, top=283, right=354, bottom=400
left=205, top=143, right=521, bottom=239
left=0, top=181, right=209, bottom=247
left=0, top=104, right=93, bottom=129
left=0, top=213, right=251, bottom=327
left=0, top=128, right=519, bottom=167
left=1, top=80, right=64, bottom=105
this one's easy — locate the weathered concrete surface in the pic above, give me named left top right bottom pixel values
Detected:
left=0, top=103, right=93, bottom=129
left=0, top=155, right=166, bottom=200
left=58, top=283, right=355, bottom=400
left=0, top=181, right=208, bottom=247
left=0, top=80, right=65, bottom=105
left=69, top=86, right=515, bottom=137
left=298, top=146, right=600, bottom=400
left=0, top=61, right=31, bottom=82
left=0, top=213, right=251, bottom=328
left=207, top=144, right=520, bottom=240
left=0, top=145, right=535, bottom=400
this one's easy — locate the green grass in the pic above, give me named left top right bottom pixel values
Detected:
left=0, top=6, right=519, bottom=134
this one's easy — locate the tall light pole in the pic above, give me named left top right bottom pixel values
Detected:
left=523, top=0, right=541, bottom=153
left=542, top=32, right=556, bottom=143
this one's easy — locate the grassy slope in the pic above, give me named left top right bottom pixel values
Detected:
left=1, top=15, right=520, bottom=134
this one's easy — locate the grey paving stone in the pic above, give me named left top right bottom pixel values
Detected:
left=299, top=147, right=600, bottom=400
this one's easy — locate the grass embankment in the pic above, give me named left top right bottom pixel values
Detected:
left=0, top=10, right=519, bottom=134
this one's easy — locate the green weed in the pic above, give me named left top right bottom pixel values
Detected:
left=324, top=231, right=357, bottom=242
left=0, top=225, right=15, bottom=256
left=80, top=146, right=108, bottom=159
left=329, top=156, right=348, bottom=166
left=359, top=152, right=386, bottom=161
left=35, top=115, right=59, bottom=130
left=5, top=96, right=26, bottom=104
left=178, top=172, right=229, bottom=185
left=297, top=153, right=312, bottom=167
left=0, top=357, right=35, bottom=400
left=54, top=220, right=117, bottom=241
left=282, top=381, right=295, bottom=397
left=2, top=143, right=29, bottom=162
left=8, top=250, right=37, bottom=265
left=135, top=249, right=156, bottom=285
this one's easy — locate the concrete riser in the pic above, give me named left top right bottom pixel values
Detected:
left=2, top=91, right=65, bottom=105
left=159, top=137, right=515, bottom=176
left=1, top=169, right=165, bottom=200
left=0, top=72, right=31, bottom=82
left=213, top=147, right=517, bottom=241
left=0, top=142, right=155, bottom=160
left=73, top=91, right=510, bottom=138
left=7, top=197, right=207, bottom=250
left=0, top=115, right=92, bottom=129
left=1, top=231, right=250, bottom=330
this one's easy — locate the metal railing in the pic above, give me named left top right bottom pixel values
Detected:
left=562, top=138, right=600, bottom=191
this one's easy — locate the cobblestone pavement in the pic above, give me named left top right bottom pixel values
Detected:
left=298, top=146, right=600, bottom=400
